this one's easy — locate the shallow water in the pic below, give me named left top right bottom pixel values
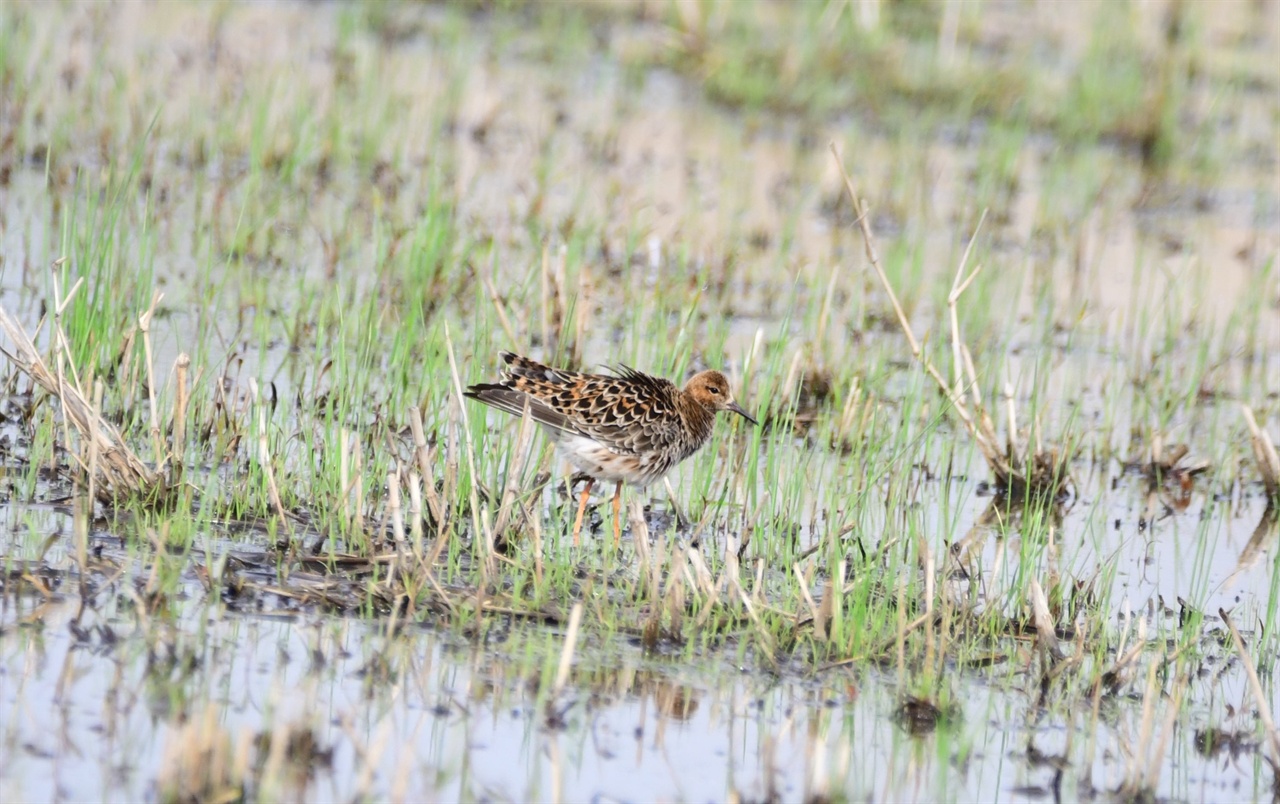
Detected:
left=2, top=1, right=1280, bottom=801
left=2, top=476, right=1278, bottom=801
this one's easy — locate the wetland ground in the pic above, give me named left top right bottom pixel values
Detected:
left=1, top=1, right=1279, bottom=801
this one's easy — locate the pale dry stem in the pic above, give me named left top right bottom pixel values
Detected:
left=483, top=275, right=521, bottom=349
left=1221, top=608, right=1280, bottom=768
left=0, top=304, right=159, bottom=497
left=829, top=143, right=1067, bottom=496
left=1242, top=405, right=1280, bottom=498
left=171, top=353, right=190, bottom=481
left=138, top=291, right=164, bottom=469
left=491, top=404, right=537, bottom=541
left=250, top=379, right=293, bottom=543
left=444, top=323, right=495, bottom=572
left=552, top=602, right=585, bottom=698
left=1028, top=575, right=1066, bottom=660
left=386, top=463, right=406, bottom=587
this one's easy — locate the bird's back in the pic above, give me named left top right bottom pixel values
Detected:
left=465, top=352, right=705, bottom=468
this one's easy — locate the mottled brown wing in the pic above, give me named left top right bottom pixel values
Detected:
left=498, top=351, right=592, bottom=385
left=462, top=383, right=585, bottom=436
left=569, top=367, right=686, bottom=457
left=465, top=352, right=594, bottom=435
left=469, top=353, right=687, bottom=458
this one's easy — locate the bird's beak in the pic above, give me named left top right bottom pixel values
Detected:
left=728, top=401, right=758, bottom=426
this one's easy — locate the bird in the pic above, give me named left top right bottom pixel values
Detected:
left=464, top=351, right=757, bottom=546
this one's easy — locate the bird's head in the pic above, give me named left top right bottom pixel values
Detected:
left=685, top=370, right=757, bottom=425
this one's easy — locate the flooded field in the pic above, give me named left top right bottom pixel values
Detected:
left=2, top=1, right=1279, bottom=801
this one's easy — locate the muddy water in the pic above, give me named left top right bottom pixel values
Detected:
left=2, top=1, right=1280, bottom=801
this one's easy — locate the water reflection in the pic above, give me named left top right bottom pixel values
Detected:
left=1, top=502, right=1277, bottom=801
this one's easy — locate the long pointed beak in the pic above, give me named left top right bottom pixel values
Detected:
left=728, top=401, right=758, bottom=426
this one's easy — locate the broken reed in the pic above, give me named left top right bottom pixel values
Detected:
left=830, top=143, right=1073, bottom=501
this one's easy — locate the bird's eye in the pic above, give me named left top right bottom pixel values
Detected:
left=709, top=386, right=720, bottom=394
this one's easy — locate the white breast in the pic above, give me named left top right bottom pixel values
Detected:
left=554, top=435, right=654, bottom=486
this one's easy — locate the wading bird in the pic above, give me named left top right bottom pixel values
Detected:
left=465, top=351, right=757, bottom=545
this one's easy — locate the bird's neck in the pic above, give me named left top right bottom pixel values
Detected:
left=680, top=401, right=716, bottom=449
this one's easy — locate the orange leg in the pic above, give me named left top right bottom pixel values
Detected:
left=571, top=478, right=595, bottom=546
left=611, top=481, right=624, bottom=547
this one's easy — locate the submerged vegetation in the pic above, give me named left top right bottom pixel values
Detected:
left=1, top=1, right=1278, bottom=800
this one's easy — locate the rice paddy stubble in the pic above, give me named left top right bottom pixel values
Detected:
left=0, top=1, right=1277, bottom=800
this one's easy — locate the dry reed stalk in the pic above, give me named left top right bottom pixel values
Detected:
left=1220, top=608, right=1280, bottom=768
left=50, top=270, right=84, bottom=481
left=539, top=244, right=569, bottom=358
left=0, top=304, right=158, bottom=497
left=742, top=327, right=765, bottom=392
left=829, top=144, right=1066, bottom=497
left=384, top=570, right=403, bottom=639
left=352, top=433, right=366, bottom=532
left=1116, top=598, right=1133, bottom=656
left=158, top=704, right=243, bottom=803
left=171, top=353, right=190, bottom=480
left=815, top=260, right=842, bottom=355
left=835, top=375, right=863, bottom=442
left=526, top=498, right=544, bottom=584
left=552, top=601, right=585, bottom=698
left=1004, top=379, right=1017, bottom=458
left=250, top=379, right=292, bottom=541
left=443, top=403, right=460, bottom=516
left=734, top=569, right=775, bottom=662
left=1221, top=503, right=1278, bottom=592
left=1028, top=575, right=1065, bottom=660
left=138, top=291, right=164, bottom=468
left=947, top=211, right=987, bottom=402
left=73, top=495, right=90, bottom=601
left=782, top=347, right=804, bottom=405
left=662, top=476, right=689, bottom=528
left=631, top=499, right=652, bottom=589
left=895, top=577, right=907, bottom=690
left=1242, top=405, right=1280, bottom=498
left=482, top=276, right=521, bottom=348
left=77, top=380, right=105, bottom=600
left=389, top=733, right=417, bottom=804
left=444, top=323, right=495, bottom=569
left=87, top=381, right=103, bottom=511
left=421, top=458, right=456, bottom=576
left=1128, top=660, right=1161, bottom=791
left=407, top=471, right=423, bottom=548
left=1106, top=610, right=1148, bottom=694
left=918, top=535, right=935, bottom=666
left=1142, top=668, right=1187, bottom=792
left=795, top=563, right=822, bottom=635
left=829, top=148, right=981, bottom=439
left=490, top=405, right=537, bottom=541
left=686, top=545, right=719, bottom=605
left=386, top=463, right=405, bottom=587
left=546, top=732, right=564, bottom=804
left=116, top=323, right=140, bottom=407
left=658, top=537, right=686, bottom=638
left=1082, top=669, right=1106, bottom=793
left=832, top=559, right=846, bottom=639
left=816, top=575, right=837, bottom=644
left=653, top=526, right=670, bottom=599
left=723, top=529, right=743, bottom=596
